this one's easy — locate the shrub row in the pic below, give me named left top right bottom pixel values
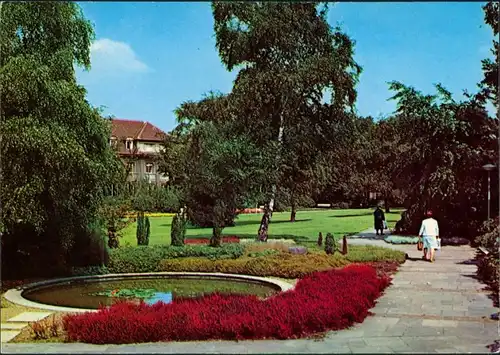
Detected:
left=475, top=218, right=499, bottom=305
left=63, top=264, right=391, bottom=344
left=71, top=266, right=110, bottom=277
left=344, top=245, right=406, bottom=263
left=158, top=246, right=405, bottom=279
left=384, top=235, right=469, bottom=246
left=107, top=244, right=245, bottom=274
left=384, top=236, right=419, bottom=244
left=159, top=253, right=349, bottom=278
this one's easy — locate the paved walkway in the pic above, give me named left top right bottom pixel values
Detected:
left=2, top=230, right=498, bottom=353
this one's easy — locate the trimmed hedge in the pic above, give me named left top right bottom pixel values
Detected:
left=71, top=266, right=109, bottom=276
left=63, top=264, right=391, bottom=344
left=344, top=245, right=406, bottom=263
left=107, top=244, right=245, bottom=274
left=384, top=236, right=419, bottom=244
left=159, top=253, right=349, bottom=278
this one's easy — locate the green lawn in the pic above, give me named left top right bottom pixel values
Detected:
left=120, top=208, right=403, bottom=247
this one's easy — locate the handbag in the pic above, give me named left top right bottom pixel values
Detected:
left=417, top=237, right=423, bottom=251
left=383, top=220, right=388, bottom=230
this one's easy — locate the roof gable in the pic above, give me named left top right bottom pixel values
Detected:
left=111, top=119, right=166, bottom=142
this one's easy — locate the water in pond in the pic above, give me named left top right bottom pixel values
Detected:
left=23, top=276, right=279, bottom=309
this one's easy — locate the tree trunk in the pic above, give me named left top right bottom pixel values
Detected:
left=290, top=193, right=296, bottom=222
left=210, top=226, right=222, bottom=247
left=257, top=111, right=285, bottom=242
left=385, top=198, right=390, bottom=213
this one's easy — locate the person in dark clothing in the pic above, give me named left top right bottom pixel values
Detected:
left=374, top=206, right=386, bottom=236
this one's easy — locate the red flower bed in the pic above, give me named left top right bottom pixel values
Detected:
left=184, top=236, right=240, bottom=245
left=63, top=265, right=391, bottom=344
left=236, top=208, right=263, bottom=214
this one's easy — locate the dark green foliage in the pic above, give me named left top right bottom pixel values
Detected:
left=386, top=82, right=498, bottom=239
left=182, top=120, right=275, bottom=244
left=170, top=212, right=187, bottom=247
left=107, top=230, right=120, bottom=249
left=325, top=233, right=335, bottom=255
left=187, top=203, right=237, bottom=228
left=0, top=2, right=124, bottom=278
left=107, top=244, right=245, bottom=273
left=131, top=185, right=155, bottom=213
left=69, top=221, right=109, bottom=268
left=317, top=232, right=323, bottom=247
left=136, top=212, right=144, bottom=245
left=477, top=1, right=498, bottom=108
left=99, top=196, right=131, bottom=250
left=71, top=265, right=109, bottom=277
left=136, top=212, right=150, bottom=246
left=144, top=217, right=151, bottom=246
left=475, top=218, right=499, bottom=303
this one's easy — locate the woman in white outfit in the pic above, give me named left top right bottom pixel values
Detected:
left=418, top=210, right=440, bottom=262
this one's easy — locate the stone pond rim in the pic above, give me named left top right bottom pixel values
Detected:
left=3, top=272, right=295, bottom=313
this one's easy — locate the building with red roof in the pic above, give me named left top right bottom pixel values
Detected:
left=110, top=118, right=168, bottom=185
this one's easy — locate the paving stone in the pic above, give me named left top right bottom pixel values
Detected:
left=364, top=316, right=401, bottom=327
left=0, top=323, right=27, bottom=330
left=422, top=319, right=458, bottom=327
left=347, top=339, right=367, bottom=348
left=350, top=345, right=395, bottom=354
left=364, top=336, right=408, bottom=348
left=442, top=310, right=467, bottom=317
left=7, top=312, right=52, bottom=323
left=454, top=344, right=491, bottom=353
left=0, top=331, right=20, bottom=343
left=305, top=342, right=352, bottom=353
left=402, top=325, right=445, bottom=337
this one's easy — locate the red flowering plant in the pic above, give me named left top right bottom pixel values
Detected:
left=184, top=236, right=240, bottom=245
left=63, top=265, right=391, bottom=344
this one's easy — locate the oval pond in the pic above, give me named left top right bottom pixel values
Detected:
left=22, top=276, right=280, bottom=309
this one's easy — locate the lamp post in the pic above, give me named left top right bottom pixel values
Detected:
left=482, top=164, right=496, bottom=220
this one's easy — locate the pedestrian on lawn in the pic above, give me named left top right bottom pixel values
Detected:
left=418, top=210, right=440, bottom=262
left=374, top=205, right=386, bottom=236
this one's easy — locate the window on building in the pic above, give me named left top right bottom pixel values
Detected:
left=127, top=162, right=135, bottom=173
left=110, top=137, right=117, bottom=148
left=126, top=138, right=133, bottom=151
left=145, top=163, right=154, bottom=174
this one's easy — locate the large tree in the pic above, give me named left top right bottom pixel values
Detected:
left=0, top=2, right=123, bottom=277
left=477, top=1, right=498, bottom=109
left=182, top=120, right=276, bottom=246
left=387, top=82, right=498, bottom=238
left=212, top=2, right=361, bottom=241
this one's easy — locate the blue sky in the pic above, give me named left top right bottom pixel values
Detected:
left=76, top=2, right=495, bottom=132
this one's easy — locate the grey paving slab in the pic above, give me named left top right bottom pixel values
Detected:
left=1, top=331, right=21, bottom=343
left=7, top=312, right=52, bottom=323
left=0, top=323, right=28, bottom=330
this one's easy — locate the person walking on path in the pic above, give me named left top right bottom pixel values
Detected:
left=418, top=210, right=440, bottom=262
left=374, top=206, right=386, bottom=236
